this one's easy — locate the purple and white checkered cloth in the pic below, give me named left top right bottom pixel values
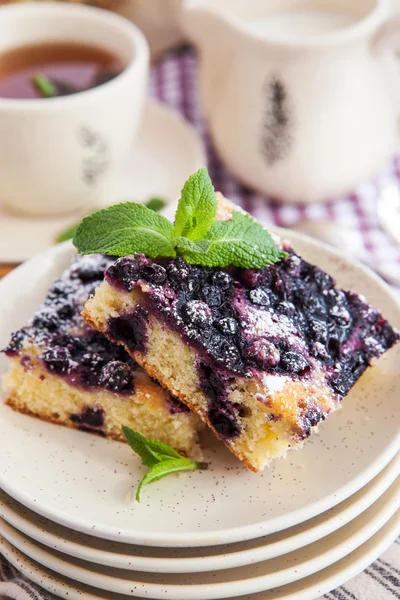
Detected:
left=0, top=48, right=399, bottom=600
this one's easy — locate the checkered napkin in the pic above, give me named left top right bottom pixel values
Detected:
left=0, top=48, right=399, bottom=600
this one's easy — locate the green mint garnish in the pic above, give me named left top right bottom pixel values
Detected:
left=56, top=197, right=167, bottom=243
left=33, top=73, right=58, bottom=98
left=122, top=426, right=207, bottom=502
left=182, top=211, right=284, bottom=269
left=174, top=168, right=217, bottom=240
left=73, top=168, right=287, bottom=268
left=56, top=223, right=79, bottom=244
left=73, top=202, right=175, bottom=257
left=145, top=197, right=166, bottom=212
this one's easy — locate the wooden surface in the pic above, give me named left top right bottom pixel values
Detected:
left=0, top=264, right=17, bottom=278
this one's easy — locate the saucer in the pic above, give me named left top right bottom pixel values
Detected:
left=0, top=98, right=205, bottom=264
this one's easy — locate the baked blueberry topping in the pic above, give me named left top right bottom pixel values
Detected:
left=105, top=252, right=399, bottom=402
left=168, top=396, right=191, bottom=415
left=42, top=347, right=73, bottom=375
left=108, top=308, right=148, bottom=353
left=198, top=363, right=241, bottom=439
left=4, top=255, right=137, bottom=395
left=70, top=405, right=105, bottom=434
left=99, top=361, right=133, bottom=393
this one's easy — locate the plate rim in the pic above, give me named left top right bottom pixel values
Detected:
left=1, top=510, right=400, bottom=600
left=0, top=234, right=399, bottom=547
left=0, top=479, right=399, bottom=599
left=0, top=452, right=399, bottom=574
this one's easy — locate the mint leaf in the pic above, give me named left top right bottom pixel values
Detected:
left=145, top=197, right=166, bottom=212
left=122, top=426, right=182, bottom=468
left=33, top=73, right=58, bottom=98
left=136, top=458, right=206, bottom=502
left=174, top=168, right=217, bottom=241
left=172, top=236, right=209, bottom=255
left=56, top=197, right=166, bottom=244
left=182, top=211, right=286, bottom=268
left=73, top=202, right=176, bottom=258
left=56, top=223, right=79, bottom=243
left=122, top=426, right=207, bottom=502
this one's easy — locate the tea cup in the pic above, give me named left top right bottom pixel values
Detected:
left=0, top=2, right=149, bottom=217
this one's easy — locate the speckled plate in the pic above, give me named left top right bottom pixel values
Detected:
left=0, top=480, right=399, bottom=599
left=0, top=453, right=398, bottom=574
left=1, top=509, right=400, bottom=600
left=0, top=233, right=399, bottom=547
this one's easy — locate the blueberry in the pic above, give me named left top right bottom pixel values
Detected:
left=220, top=342, right=244, bottom=372
left=313, top=267, right=335, bottom=290
left=181, top=300, right=212, bottom=327
left=187, top=278, right=200, bottom=293
left=363, top=336, right=384, bottom=356
left=70, top=405, right=105, bottom=428
left=208, top=409, right=241, bottom=438
left=216, top=317, right=238, bottom=336
left=33, top=309, right=60, bottom=331
left=42, top=347, right=72, bottom=374
left=277, top=301, right=295, bottom=317
left=4, top=329, right=26, bottom=354
left=308, top=319, right=328, bottom=343
left=330, top=371, right=352, bottom=396
left=54, top=300, right=74, bottom=319
left=292, top=288, right=308, bottom=308
left=249, top=288, right=270, bottom=307
left=107, top=257, right=141, bottom=291
left=309, top=342, right=329, bottom=360
left=283, top=254, right=301, bottom=276
left=212, top=271, right=233, bottom=290
left=167, top=258, right=190, bottom=283
left=329, top=305, right=351, bottom=326
left=202, top=285, right=223, bottom=307
left=324, top=288, right=346, bottom=307
left=307, top=295, right=327, bottom=317
left=48, top=280, right=74, bottom=300
left=75, top=257, right=109, bottom=281
left=243, top=337, right=280, bottom=368
left=280, top=351, right=309, bottom=374
left=81, top=352, right=106, bottom=368
left=139, top=264, right=166, bottom=285
left=99, top=361, right=133, bottom=393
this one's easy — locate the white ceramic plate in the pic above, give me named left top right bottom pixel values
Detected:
left=0, top=235, right=399, bottom=547
left=0, top=98, right=205, bottom=263
left=0, top=452, right=398, bottom=574
left=0, top=480, right=399, bottom=599
left=1, top=510, right=399, bottom=600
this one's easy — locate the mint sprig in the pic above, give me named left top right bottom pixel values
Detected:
left=73, top=168, right=287, bottom=268
left=33, top=73, right=58, bottom=98
left=174, top=168, right=217, bottom=240
left=122, top=426, right=207, bottom=502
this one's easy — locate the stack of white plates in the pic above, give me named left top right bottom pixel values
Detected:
left=0, top=231, right=399, bottom=600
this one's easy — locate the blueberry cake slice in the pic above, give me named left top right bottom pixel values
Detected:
left=83, top=198, right=399, bottom=471
left=2, top=254, right=203, bottom=459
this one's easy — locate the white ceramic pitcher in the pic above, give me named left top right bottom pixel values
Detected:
left=182, top=0, right=400, bottom=203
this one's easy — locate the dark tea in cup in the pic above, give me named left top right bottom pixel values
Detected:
left=0, top=41, right=125, bottom=99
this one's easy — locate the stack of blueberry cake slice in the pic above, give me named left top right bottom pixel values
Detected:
left=2, top=254, right=203, bottom=459
left=83, top=197, right=399, bottom=472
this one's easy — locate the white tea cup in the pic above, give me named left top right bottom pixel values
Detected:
left=0, top=2, right=149, bottom=217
